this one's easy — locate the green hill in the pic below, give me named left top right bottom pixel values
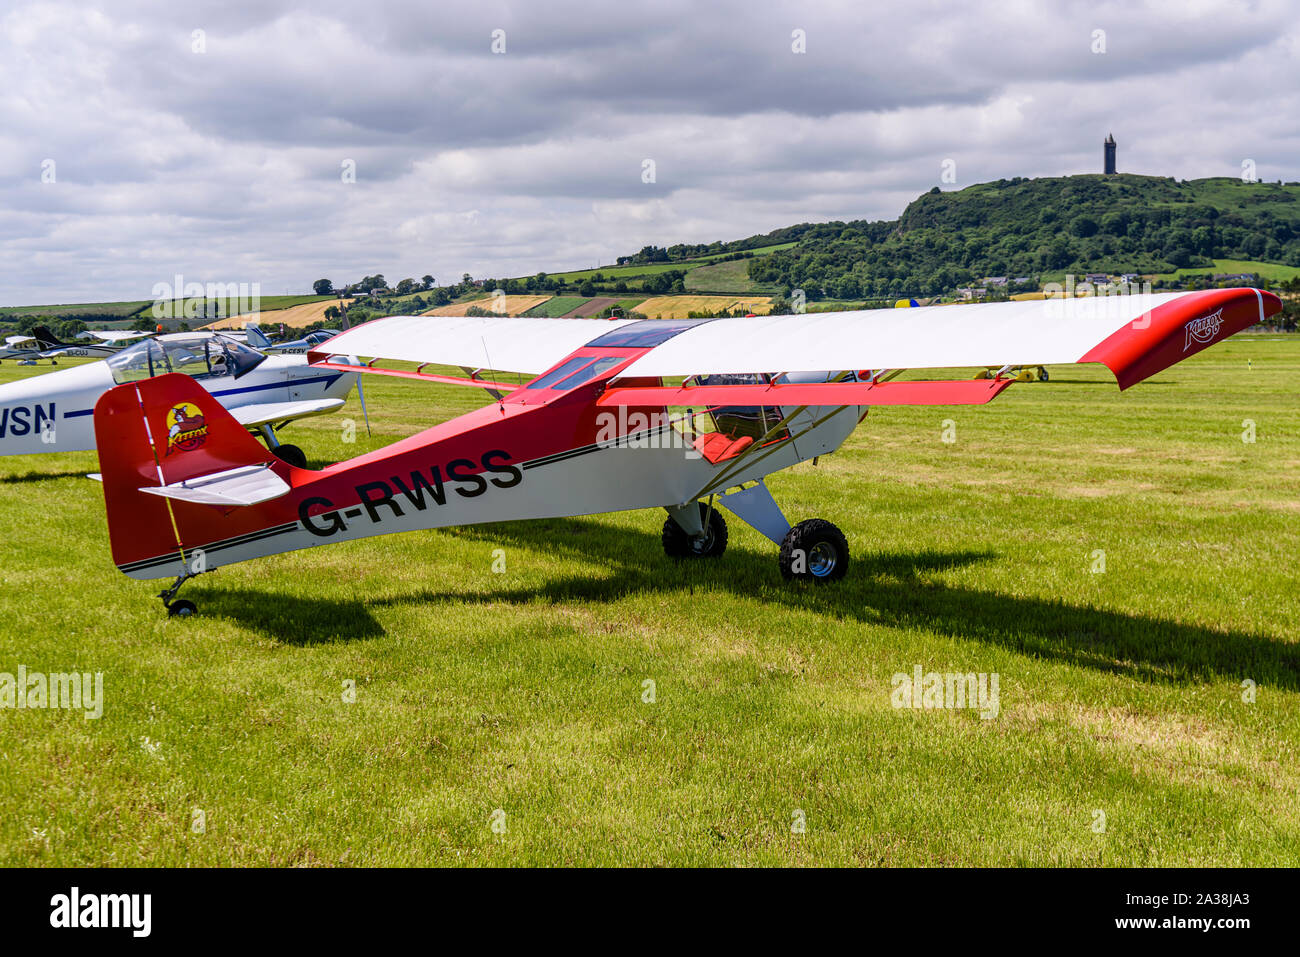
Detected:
left=741, top=174, right=1300, bottom=300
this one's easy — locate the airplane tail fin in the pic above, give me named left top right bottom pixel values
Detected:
left=245, top=322, right=273, bottom=349
left=93, top=373, right=287, bottom=578
left=31, top=325, right=63, bottom=348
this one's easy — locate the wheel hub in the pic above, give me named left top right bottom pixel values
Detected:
left=807, top=541, right=838, bottom=577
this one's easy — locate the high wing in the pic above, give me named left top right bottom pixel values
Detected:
left=78, top=330, right=151, bottom=343
left=310, top=315, right=638, bottom=374
left=609, top=288, right=1279, bottom=395
left=306, top=289, right=1279, bottom=407
left=228, top=398, right=347, bottom=428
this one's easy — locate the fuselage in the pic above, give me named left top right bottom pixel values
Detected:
left=104, top=339, right=862, bottom=579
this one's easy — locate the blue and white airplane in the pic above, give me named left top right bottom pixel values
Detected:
left=0, top=331, right=360, bottom=467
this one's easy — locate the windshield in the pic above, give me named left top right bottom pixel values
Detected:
left=526, top=357, right=593, bottom=390
left=107, top=333, right=266, bottom=385
left=106, top=340, right=167, bottom=383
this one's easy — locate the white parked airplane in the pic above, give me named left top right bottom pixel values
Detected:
left=0, top=331, right=360, bottom=466
left=0, top=328, right=152, bottom=364
left=30, top=325, right=139, bottom=360
left=0, top=334, right=49, bottom=364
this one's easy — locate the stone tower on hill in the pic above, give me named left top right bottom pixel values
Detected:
left=1104, top=133, right=1117, bottom=175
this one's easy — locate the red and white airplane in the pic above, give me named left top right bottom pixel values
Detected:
left=90, top=287, right=1279, bottom=616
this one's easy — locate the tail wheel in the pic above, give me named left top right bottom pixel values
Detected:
left=167, top=599, right=197, bottom=618
left=779, top=519, right=849, bottom=582
left=662, top=502, right=728, bottom=558
left=271, top=443, right=307, bottom=468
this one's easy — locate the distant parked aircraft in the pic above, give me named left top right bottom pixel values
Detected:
left=0, top=331, right=358, bottom=466
left=245, top=324, right=342, bottom=355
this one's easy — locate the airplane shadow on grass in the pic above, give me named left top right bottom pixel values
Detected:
left=186, top=590, right=387, bottom=645
left=363, top=517, right=1296, bottom=691
left=0, top=469, right=93, bottom=484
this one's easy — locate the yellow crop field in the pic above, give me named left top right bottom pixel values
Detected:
left=422, top=295, right=552, bottom=317
left=201, top=299, right=354, bottom=330
left=631, top=295, right=773, bottom=319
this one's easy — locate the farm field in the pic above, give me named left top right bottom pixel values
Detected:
left=522, top=297, right=589, bottom=318
left=0, top=337, right=1297, bottom=866
left=546, top=242, right=798, bottom=283
left=0, top=295, right=339, bottom=326
left=202, top=299, right=355, bottom=331
left=422, top=295, right=551, bottom=317
left=561, top=297, right=619, bottom=317
left=0, top=300, right=153, bottom=320
left=632, top=295, right=774, bottom=317
left=1156, top=259, right=1300, bottom=283
left=684, top=257, right=780, bottom=294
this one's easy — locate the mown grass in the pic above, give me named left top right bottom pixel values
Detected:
left=1155, top=259, right=1300, bottom=282
left=0, top=337, right=1297, bottom=866
left=684, top=257, right=781, bottom=294
left=547, top=242, right=797, bottom=283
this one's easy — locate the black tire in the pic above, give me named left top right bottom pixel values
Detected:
left=168, top=599, right=197, bottom=618
left=1037, top=366, right=1049, bottom=382
left=662, top=502, right=728, bottom=558
left=271, top=443, right=307, bottom=468
left=779, top=519, right=849, bottom=582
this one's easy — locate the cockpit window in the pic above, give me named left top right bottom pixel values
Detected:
left=553, top=356, right=622, bottom=389
left=106, top=334, right=265, bottom=385
left=585, top=319, right=716, bottom=348
left=106, top=340, right=168, bottom=384
left=526, top=357, right=593, bottom=390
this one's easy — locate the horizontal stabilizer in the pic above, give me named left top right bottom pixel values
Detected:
left=137, top=463, right=290, bottom=507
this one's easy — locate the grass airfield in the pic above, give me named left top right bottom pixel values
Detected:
left=0, top=337, right=1297, bottom=866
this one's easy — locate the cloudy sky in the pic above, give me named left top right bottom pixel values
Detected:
left=2, top=0, right=1296, bottom=305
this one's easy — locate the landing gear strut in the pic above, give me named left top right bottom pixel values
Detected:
left=662, top=501, right=728, bottom=558
left=159, top=572, right=197, bottom=618
left=662, top=484, right=850, bottom=582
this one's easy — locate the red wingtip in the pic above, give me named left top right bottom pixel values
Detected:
left=1081, top=288, right=1280, bottom=390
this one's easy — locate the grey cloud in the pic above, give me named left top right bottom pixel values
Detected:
left=0, top=0, right=1296, bottom=304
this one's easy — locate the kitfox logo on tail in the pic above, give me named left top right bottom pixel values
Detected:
left=164, top=402, right=208, bottom=455
left=1183, top=308, right=1225, bottom=351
